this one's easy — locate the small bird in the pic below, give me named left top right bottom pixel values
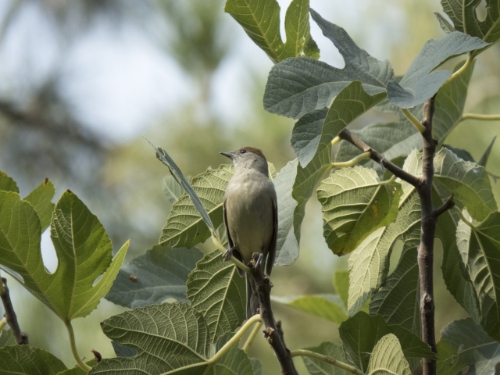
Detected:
left=220, top=147, right=277, bottom=319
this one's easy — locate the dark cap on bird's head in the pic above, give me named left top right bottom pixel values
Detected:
left=220, top=146, right=267, bottom=161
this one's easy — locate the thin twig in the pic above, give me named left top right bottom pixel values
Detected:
left=0, top=278, right=28, bottom=345
left=65, top=319, right=92, bottom=372
left=338, top=129, right=421, bottom=187
left=249, top=253, right=298, bottom=375
left=461, top=113, right=500, bottom=122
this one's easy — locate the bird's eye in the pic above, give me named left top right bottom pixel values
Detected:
left=239, top=149, right=247, bottom=154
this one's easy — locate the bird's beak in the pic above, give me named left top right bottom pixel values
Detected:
left=220, top=151, right=233, bottom=159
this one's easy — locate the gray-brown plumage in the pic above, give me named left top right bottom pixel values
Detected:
left=220, top=147, right=277, bottom=319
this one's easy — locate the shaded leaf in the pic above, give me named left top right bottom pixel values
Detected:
left=457, top=211, right=500, bottom=340
left=24, top=179, right=55, bottom=232
left=437, top=318, right=500, bottom=375
left=434, top=148, right=496, bottom=222
left=106, top=245, right=203, bottom=308
left=272, top=294, right=348, bottom=323
left=302, top=341, right=350, bottom=375
left=264, top=10, right=392, bottom=119
left=187, top=250, right=245, bottom=342
left=56, top=361, right=97, bottom=375
left=0, top=171, right=18, bottom=193
left=369, top=243, right=421, bottom=337
left=91, top=303, right=253, bottom=375
left=0, top=190, right=128, bottom=320
left=339, top=312, right=436, bottom=373
left=387, top=31, right=487, bottom=108
left=0, top=329, right=14, bottom=347
left=317, top=166, right=402, bottom=255
left=0, top=346, right=67, bottom=375
left=367, top=334, right=412, bottom=375
left=225, top=0, right=319, bottom=63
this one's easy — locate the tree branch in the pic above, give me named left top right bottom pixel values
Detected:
left=250, top=253, right=298, bottom=375
left=432, top=194, right=454, bottom=218
left=417, top=95, right=438, bottom=375
left=338, top=129, right=421, bottom=187
left=0, top=277, right=28, bottom=345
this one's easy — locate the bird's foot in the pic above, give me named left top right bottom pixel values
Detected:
left=223, top=246, right=237, bottom=262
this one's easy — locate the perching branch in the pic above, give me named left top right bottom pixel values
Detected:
left=249, top=253, right=298, bottom=375
left=338, top=129, right=421, bottom=187
left=416, top=95, right=438, bottom=375
left=0, top=277, right=28, bottom=345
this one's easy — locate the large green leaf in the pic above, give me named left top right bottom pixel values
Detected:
left=317, top=166, right=402, bottom=255
left=339, top=312, right=436, bottom=373
left=264, top=10, right=393, bottom=119
left=225, top=0, right=319, bottom=63
left=334, top=269, right=349, bottom=308
left=434, top=148, right=496, bottom=222
left=369, top=242, right=421, bottom=337
left=90, top=303, right=253, bottom=375
left=272, top=294, right=348, bottom=324
left=457, top=211, right=500, bottom=340
left=437, top=318, right=500, bottom=375
left=160, top=164, right=231, bottom=248
left=186, top=251, right=245, bottom=342
left=387, top=31, right=487, bottom=108
left=440, top=0, right=500, bottom=51
left=302, top=341, right=350, bottom=375
left=0, top=346, right=67, bottom=375
left=0, top=190, right=128, bottom=320
left=292, top=81, right=386, bottom=168
left=367, top=334, right=412, bottom=375
left=24, top=179, right=55, bottom=232
left=106, top=245, right=203, bottom=308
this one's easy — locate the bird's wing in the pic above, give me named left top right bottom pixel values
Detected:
left=223, top=197, right=234, bottom=249
left=266, top=193, right=277, bottom=276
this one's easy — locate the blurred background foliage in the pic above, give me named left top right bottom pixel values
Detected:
left=0, top=0, right=498, bottom=373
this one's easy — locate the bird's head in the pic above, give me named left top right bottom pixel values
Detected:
left=220, top=147, right=269, bottom=176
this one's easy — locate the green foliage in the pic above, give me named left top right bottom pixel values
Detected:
left=225, top=0, right=319, bottom=63
left=2, top=0, right=500, bottom=374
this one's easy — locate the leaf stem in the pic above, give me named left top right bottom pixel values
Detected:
left=446, top=55, right=472, bottom=84
left=402, top=109, right=426, bottom=133
left=290, top=349, right=364, bottom=374
left=461, top=113, right=500, bottom=122
left=242, top=319, right=263, bottom=352
left=329, top=152, right=371, bottom=169
left=331, top=136, right=341, bottom=147
left=64, top=320, right=92, bottom=373
left=208, top=314, right=262, bottom=364
left=453, top=207, right=474, bottom=227
left=0, top=317, right=6, bottom=331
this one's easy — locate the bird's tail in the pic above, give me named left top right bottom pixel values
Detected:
left=246, top=274, right=260, bottom=319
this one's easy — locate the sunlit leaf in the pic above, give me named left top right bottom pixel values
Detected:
left=334, top=269, right=349, bottom=308
left=24, top=179, right=55, bottom=232
left=0, top=190, right=128, bottom=320
left=317, top=166, right=402, bottom=255
left=187, top=251, right=245, bottom=341
left=367, top=334, right=412, bottom=375
left=0, top=171, right=18, bottom=193
left=106, top=245, right=203, bottom=308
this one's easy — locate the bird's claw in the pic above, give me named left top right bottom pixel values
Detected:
left=223, top=246, right=237, bottom=262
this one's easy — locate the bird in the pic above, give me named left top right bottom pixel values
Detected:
left=220, top=146, right=277, bottom=319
